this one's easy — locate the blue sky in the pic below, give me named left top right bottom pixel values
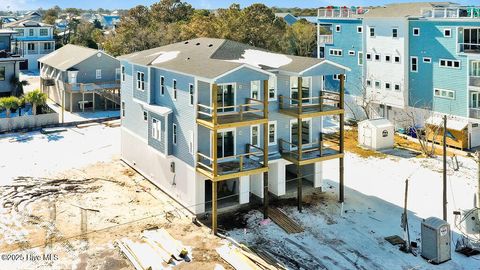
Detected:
left=0, top=0, right=477, bottom=11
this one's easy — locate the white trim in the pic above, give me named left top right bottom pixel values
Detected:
left=299, top=59, right=351, bottom=75
left=357, top=26, right=363, bottom=33
left=413, top=27, right=420, bottom=36
left=95, top=69, right=102, bottom=79
left=289, top=118, right=312, bottom=149
left=434, top=88, right=455, bottom=100
left=172, top=79, right=177, bottom=101
left=250, top=124, right=261, bottom=147
left=143, top=110, right=148, bottom=122
left=121, top=65, right=125, bottom=82
left=443, top=28, right=452, bottom=37
left=439, top=58, right=461, bottom=69
left=216, top=82, right=237, bottom=114
left=250, top=80, right=261, bottom=99
left=160, top=76, right=165, bottom=95
left=410, top=56, right=418, bottom=72
left=423, top=57, right=432, bottom=63
left=136, top=71, right=145, bottom=91
left=216, top=128, right=237, bottom=157
left=369, top=26, right=375, bottom=37
left=335, top=25, right=341, bottom=32
left=392, top=27, right=399, bottom=38
left=268, top=76, right=277, bottom=101
left=211, top=64, right=274, bottom=83
left=348, top=50, right=356, bottom=56
left=172, top=123, right=178, bottom=145
left=329, top=48, right=343, bottom=57
left=358, top=52, right=364, bottom=66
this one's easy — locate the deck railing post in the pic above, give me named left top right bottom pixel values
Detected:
left=263, top=79, right=269, bottom=219
left=239, top=155, right=244, bottom=172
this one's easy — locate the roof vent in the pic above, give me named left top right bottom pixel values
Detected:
left=184, top=41, right=189, bottom=44
left=186, top=57, right=190, bottom=60
left=208, top=44, right=213, bottom=47
left=196, top=42, right=200, bottom=46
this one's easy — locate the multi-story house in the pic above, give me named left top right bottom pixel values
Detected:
left=3, top=19, right=55, bottom=71
left=119, top=38, right=348, bottom=233
left=0, top=29, right=24, bottom=97
left=318, top=3, right=480, bottom=149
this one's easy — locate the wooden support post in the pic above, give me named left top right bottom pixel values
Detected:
left=92, top=92, right=95, bottom=112
left=319, top=90, right=324, bottom=112
left=212, top=180, right=218, bottom=235
left=69, top=91, right=73, bottom=113
left=297, top=164, right=303, bottom=213
left=297, top=76, right=304, bottom=212
left=339, top=74, right=345, bottom=203
left=298, top=77, right=303, bottom=114
left=443, top=115, right=447, bottom=221
left=82, top=92, right=85, bottom=112
left=263, top=80, right=269, bottom=219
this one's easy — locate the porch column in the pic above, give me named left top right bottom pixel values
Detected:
left=263, top=80, right=269, bottom=219
left=69, top=91, right=73, bottom=113
left=211, top=180, right=218, bottom=235
left=92, top=92, right=95, bottom=112
left=239, top=176, right=250, bottom=204
left=297, top=76, right=303, bottom=212
left=339, top=74, right=345, bottom=203
left=211, top=81, right=218, bottom=234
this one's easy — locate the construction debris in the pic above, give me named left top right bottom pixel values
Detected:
left=103, top=119, right=121, bottom=128
left=384, top=235, right=406, bottom=246
left=268, top=207, right=304, bottom=234
left=142, top=229, right=190, bottom=261
left=40, top=127, right=68, bottom=134
left=217, top=244, right=263, bottom=270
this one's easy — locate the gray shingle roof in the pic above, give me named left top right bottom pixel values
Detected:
left=38, top=44, right=106, bottom=71
left=119, top=38, right=335, bottom=79
left=3, top=19, right=52, bottom=28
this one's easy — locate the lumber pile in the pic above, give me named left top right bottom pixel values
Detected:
left=217, top=243, right=286, bottom=270
left=40, top=127, right=67, bottom=134
left=76, top=122, right=99, bottom=129
left=103, top=119, right=121, bottom=127
left=268, top=207, right=304, bottom=234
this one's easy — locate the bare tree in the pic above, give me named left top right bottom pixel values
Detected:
left=344, top=75, right=384, bottom=122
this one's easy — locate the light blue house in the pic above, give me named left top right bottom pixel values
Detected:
left=119, top=38, right=348, bottom=232
left=318, top=3, right=480, bottom=149
left=0, top=29, right=24, bottom=97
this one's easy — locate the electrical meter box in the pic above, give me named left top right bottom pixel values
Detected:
left=421, top=217, right=451, bottom=264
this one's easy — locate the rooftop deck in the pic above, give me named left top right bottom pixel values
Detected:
left=421, top=6, right=480, bottom=19
left=317, top=7, right=369, bottom=18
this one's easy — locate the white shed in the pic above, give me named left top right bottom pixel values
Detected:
left=358, top=118, right=395, bottom=150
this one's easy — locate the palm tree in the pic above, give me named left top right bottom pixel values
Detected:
left=0, top=96, right=21, bottom=118
left=10, top=76, right=29, bottom=97
left=24, top=90, right=47, bottom=116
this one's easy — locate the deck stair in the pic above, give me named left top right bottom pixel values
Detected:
left=268, top=207, right=304, bottom=234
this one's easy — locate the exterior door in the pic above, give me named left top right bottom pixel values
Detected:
left=217, top=131, right=234, bottom=158
left=68, top=71, right=78, bottom=84
left=217, top=84, right=235, bottom=113
left=290, top=76, right=311, bottom=105
left=290, top=119, right=311, bottom=148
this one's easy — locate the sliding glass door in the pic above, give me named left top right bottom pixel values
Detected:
left=217, top=131, right=235, bottom=158
left=217, top=84, right=235, bottom=113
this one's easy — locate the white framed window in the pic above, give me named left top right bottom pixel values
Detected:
left=121, top=65, right=125, bottom=82
left=29, top=29, right=34, bottom=36
left=335, top=25, right=341, bottom=32
left=392, top=28, right=398, bottom=38
left=413, top=27, right=420, bottom=36
left=115, top=68, right=121, bottom=81
left=189, top=84, right=194, bottom=106
left=152, top=118, right=161, bottom=141
left=434, top=88, right=455, bottom=100
left=366, top=80, right=372, bottom=87
left=143, top=110, right=148, bottom=122
left=348, top=50, right=356, bottom=56
left=173, top=79, right=177, bottom=100
left=385, top=54, right=391, bottom=62
left=366, top=53, right=372, bottom=61
left=333, top=74, right=347, bottom=81
left=375, top=80, right=381, bottom=89
left=443, top=28, right=452, bottom=38
left=394, top=56, right=401, bottom=63
left=423, top=57, right=432, bottom=63
left=357, top=26, right=363, bottom=33
left=250, top=125, right=260, bottom=147
left=160, top=76, right=165, bottom=95
left=189, top=131, right=194, bottom=154
left=137, top=72, right=145, bottom=91
left=439, top=59, right=460, bottom=69
left=39, top=28, right=48, bottom=36
left=329, top=49, right=343, bottom=56
left=268, top=121, right=277, bottom=146
left=172, top=123, right=177, bottom=145
left=374, top=54, right=381, bottom=61
left=410, top=56, right=418, bottom=72
left=369, top=27, right=375, bottom=37
left=385, top=82, right=391, bottom=90
left=250, top=80, right=260, bottom=99
left=268, top=76, right=277, bottom=101
left=96, top=69, right=102, bottom=79
left=394, top=84, right=401, bottom=91
left=121, top=101, right=125, bottom=118
left=358, top=52, right=364, bottom=66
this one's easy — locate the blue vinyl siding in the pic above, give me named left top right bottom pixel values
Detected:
left=132, top=65, right=149, bottom=102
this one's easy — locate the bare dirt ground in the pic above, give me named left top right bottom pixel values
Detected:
left=0, top=159, right=229, bottom=270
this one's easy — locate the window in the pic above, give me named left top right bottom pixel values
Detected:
left=366, top=53, right=372, bottom=61
left=172, top=123, right=177, bottom=145
left=0, top=66, right=5, bottom=81
left=96, top=69, right=102, bottom=79
left=375, top=81, right=381, bottom=89
left=137, top=72, right=145, bottom=90
left=333, top=74, right=347, bottom=81
left=434, top=88, right=455, bottom=100
left=143, top=111, right=148, bottom=121
left=358, top=52, right=364, bottom=66
left=385, top=82, right=391, bottom=90
left=173, top=79, right=177, bottom=100
left=443, top=28, right=451, bottom=38
left=268, top=121, right=277, bottom=146
left=189, top=131, right=194, bottom=155
left=115, top=68, right=121, bottom=81
left=394, top=84, right=401, bottom=91
left=251, top=125, right=260, bottom=147
left=413, top=28, right=420, bottom=36
left=189, top=84, right=194, bottom=106
left=329, top=49, right=343, bottom=56
left=392, top=28, right=398, bottom=38
left=39, top=28, right=48, bottom=36
left=357, top=26, right=363, bottom=33
left=152, top=118, right=161, bottom=141
left=160, top=76, right=165, bottom=95
left=439, top=59, right=461, bottom=69
left=43, top=43, right=52, bottom=50
left=251, top=80, right=260, bottom=99
left=374, top=54, right=381, bottom=61
left=394, top=56, right=401, bottom=63
left=27, top=43, right=35, bottom=51
left=348, top=50, right=356, bottom=56
left=366, top=80, right=372, bottom=87
left=410, top=56, right=418, bottom=72
left=369, top=27, right=375, bottom=37
left=385, top=55, right=391, bottom=62
left=121, top=66, right=125, bottom=82
left=268, top=76, right=276, bottom=101
left=29, top=29, right=34, bottom=36
left=16, top=29, right=24, bottom=36
left=423, top=57, right=432, bottom=63
left=335, top=25, right=341, bottom=32
left=471, top=61, right=480, bottom=77
left=121, top=101, right=125, bottom=117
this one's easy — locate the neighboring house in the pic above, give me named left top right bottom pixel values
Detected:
left=318, top=3, right=480, bottom=149
left=275, top=13, right=299, bottom=26
left=22, top=11, right=42, bottom=22
left=119, top=37, right=348, bottom=232
left=101, top=15, right=120, bottom=30
left=0, top=16, right=18, bottom=25
left=38, top=44, right=121, bottom=112
left=3, top=19, right=55, bottom=71
left=0, top=29, right=24, bottom=97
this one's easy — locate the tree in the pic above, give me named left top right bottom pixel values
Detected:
left=10, top=76, right=29, bottom=97
left=150, top=0, right=193, bottom=24
left=0, top=96, right=21, bottom=118
left=24, top=90, right=47, bottom=116
left=402, top=105, right=441, bottom=158
left=43, top=7, right=60, bottom=25
left=242, top=4, right=286, bottom=51
left=70, top=22, right=101, bottom=48
left=283, top=19, right=316, bottom=56
left=180, top=10, right=217, bottom=39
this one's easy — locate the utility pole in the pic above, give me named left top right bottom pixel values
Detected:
left=443, top=115, right=447, bottom=221
left=401, top=178, right=411, bottom=253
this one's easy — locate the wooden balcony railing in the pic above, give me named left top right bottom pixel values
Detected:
left=65, top=81, right=121, bottom=92
left=197, top=98, right=267, bottom=128
left=278, top=133, right=341, bottom=164
left=278, top=90, right=342, bottom=117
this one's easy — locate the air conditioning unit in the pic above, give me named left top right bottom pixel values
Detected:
left=421, top=217, right=451, bottom=264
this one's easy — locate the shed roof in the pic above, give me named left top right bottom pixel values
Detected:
left=359, top=118, right=394, bottom=129
left=38, top=44, right=113, bottom=71
left=425, top=116, right=468, bottom=131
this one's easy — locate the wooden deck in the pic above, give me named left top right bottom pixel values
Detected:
left=196, top=156, right=268, bottom=182
left=279, top=104, right=344, bottom=119
left=197, top=112, right=267, bottom=129
left=281, top=146, right=343, bottom=166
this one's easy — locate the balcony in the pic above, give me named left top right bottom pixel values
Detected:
left=64, top=81, right=121, bottom=92
left=278, top=133, right=343, bottom=166
left=278, top=90, right=343, bottom=119
left=421, top=6, right=480, bottom=19
left=318, top=35, right=333, bottom=45
left=470, top=108, right=480, bottom=119
left=197, top=98, right=267, bottom=129
left=459, top=43, right=480, bottom=54
left=318, top=7, right=369, bottom=18
left=196, top=144, right=268, bottom=181
left=470, top=76, right=480, bottom=88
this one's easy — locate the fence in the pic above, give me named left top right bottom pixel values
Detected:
left=0, top=105, right=59, bottom=133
